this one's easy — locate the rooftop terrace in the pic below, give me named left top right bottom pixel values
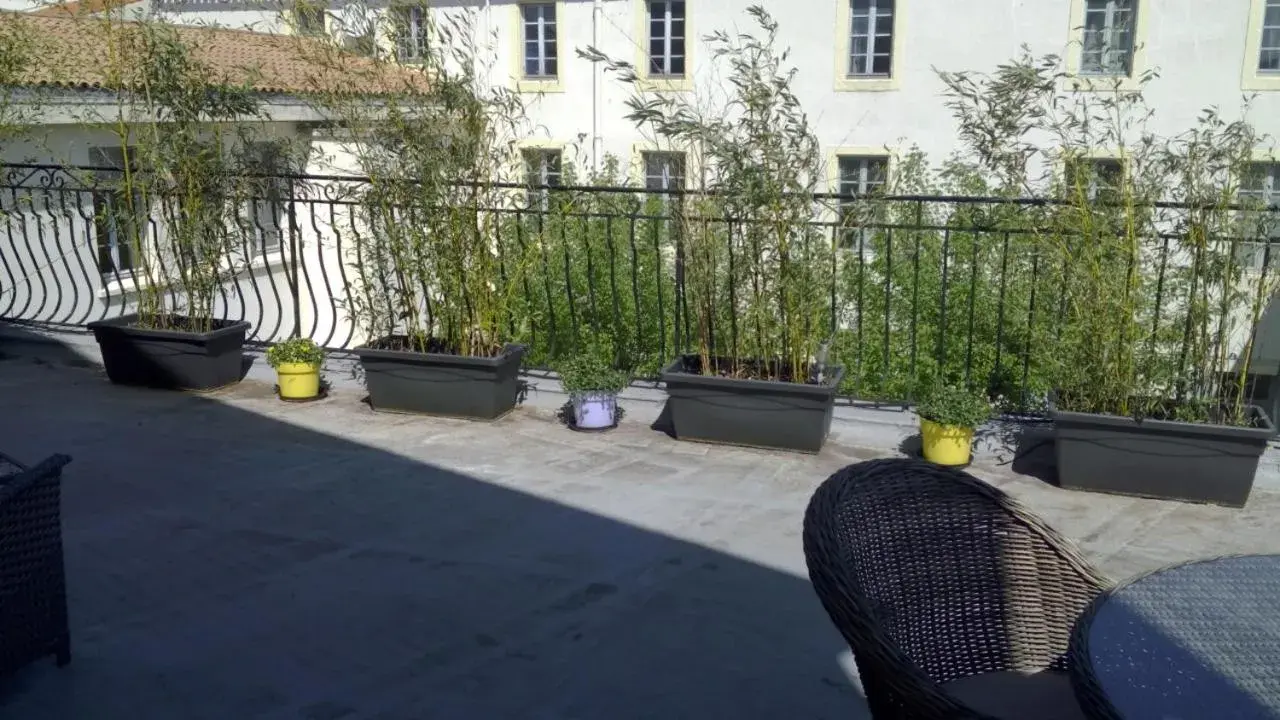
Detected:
left=0, top=342, right=1278, bottom=719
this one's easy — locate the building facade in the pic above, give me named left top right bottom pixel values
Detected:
left=138, top=0, right=1280, bottom=199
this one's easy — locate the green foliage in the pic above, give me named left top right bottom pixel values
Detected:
left=82, top=17, right=287, bottom=333
left=581, top=5, right=831, bottom=383
left=925, top=48, right=1275, bottom=426
left=266, top=337, right=325, bottom=369
left=916, top=384, right=993, bottom=429
left=0, top=15, right=38, bottom=145
left=556, top=342, right=631, bottom=396
left=307, top=8, right=532, bottom=357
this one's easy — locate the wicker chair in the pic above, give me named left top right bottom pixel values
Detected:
left=0, top=453, right=73, bottom=677
left=803, top=458, right=1109, bottom=720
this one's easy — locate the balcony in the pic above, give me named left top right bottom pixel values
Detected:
left=0, top=339, right=1278, bottom=717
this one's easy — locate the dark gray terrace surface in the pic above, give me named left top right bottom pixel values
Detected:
left=0, top=350, right=1277, bottom=719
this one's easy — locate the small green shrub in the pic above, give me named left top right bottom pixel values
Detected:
left=917, top=384, right=993, bottom=429
left=556, top=350, right=630, bottom=397
left=266, top=337, right=324, bottom=369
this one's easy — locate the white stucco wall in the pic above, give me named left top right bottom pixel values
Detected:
left=152, top=0, right=1280, bottom=186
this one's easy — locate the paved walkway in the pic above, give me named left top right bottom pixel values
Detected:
left=0, top=353, right=1277, bottom=719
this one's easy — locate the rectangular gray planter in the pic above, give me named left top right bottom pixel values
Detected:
left=1050, top=400, right=1276, bottom=507
left=660, top=356, right=845, bottom=453
left=354, top=340, right=526, bottom=420
left=87, top=314, right=250, bottom=391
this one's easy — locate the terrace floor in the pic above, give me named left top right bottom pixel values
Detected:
left=1, top=346, right=1279, bottom=719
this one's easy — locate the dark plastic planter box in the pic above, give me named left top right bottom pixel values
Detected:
left=354, top=340, right=526, bottom=420
left=87, top=314, right=250, bottom=391
left=660, top=356, right=845, bottom=453
left=1050, top=400, right=1276, bottom=507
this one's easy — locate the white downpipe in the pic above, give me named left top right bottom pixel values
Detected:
left=591, top=0, right=603, bottom=173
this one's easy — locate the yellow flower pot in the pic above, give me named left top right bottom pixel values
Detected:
left=276, top=362, right=321, bottom=400
left=920, top=417, right=975, bottom=467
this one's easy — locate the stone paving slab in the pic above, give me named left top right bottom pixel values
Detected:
left=0, top=352, right=1277, bottom=719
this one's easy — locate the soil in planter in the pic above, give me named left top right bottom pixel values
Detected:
left=1055, top=392, right=1264, bottom=429
left=365, top=335, right=506, bottom=358
left=677, top=355, right=828, bottom=385
left=128, top=315, right=243, bottom=333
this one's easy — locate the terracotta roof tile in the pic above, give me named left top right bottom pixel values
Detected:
left=0, top=12, right=429, bottom=97
left=31, top=0, right=137, bottom=18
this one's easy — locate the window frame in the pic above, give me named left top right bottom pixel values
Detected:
left=519, top=144, right=565, bottom=210
left=1063, top=0, right=1147, bottom=92
left=1063, top=156, right=1125, bottom=202
left=521, top=3, right=558, bottom=79
left=1078, top=0, right=1136, bottom=77
left=1237, top=160, right=1280, bottom=271
left=89, top=146, right=143, bottom=281
left=293, top=2, right=326, bottom=37
left=832, top=152, right=890, bottom=248
left=647, top=1, right=686, bottom=79
left=641, top=150, right=687, bottom=193
left=393, top=4, right=429, bottom=64
left=1243, top=0, right=1280, bottom=91
left=633, top=0, right=692, bottom=92
left=847, top=0, right=894, bottom=79
left=240, top=143, right=295, bottom=258
left=834, top=0, right=902, bottom=92
left=513, top=0, right=564, bottom=92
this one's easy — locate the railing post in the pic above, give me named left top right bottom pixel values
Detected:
left=288, top=197, right=301, bottom=340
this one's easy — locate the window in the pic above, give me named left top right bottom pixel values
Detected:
left=1079, top=0, right=1136, bottom=76
left=647, top=1, right=685, bottom=78
left=1238, top=163, right=1280, bottom=269
left=837, top=155, right=888, bottom=197
left=90, top=147, right=141, bottom=278
left=1260, top=0, right=1280, bottom=72
left=836, top=155, right=887, bottom=246
left=395, top=5, right=429, bottom=63
left=1243, top=0, right=1280, bottom=90
left=642, top=151, right=685, bottom=192
left=522, top=148, right=562, bottom=208
left=242, top=144, right=293, bottom=255
left=523, top=148, right=563, bottom=188
left=848, top=0, right=893, bottom=77
left=1066, top=158, right=1123, bottom=201
left=294, top=2, right=325, bottom=36
left=520, top=3, right=557, bottom=78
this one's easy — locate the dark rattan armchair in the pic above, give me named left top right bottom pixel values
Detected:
left=803, top=458, right=1109, bottom=720
left=0, top=453, right=72, bottom=677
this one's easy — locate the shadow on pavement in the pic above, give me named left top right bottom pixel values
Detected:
left=0, top=324, right=865, bottom=719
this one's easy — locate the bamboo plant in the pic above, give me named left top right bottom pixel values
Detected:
left=581, top=5, right=833, bottom=384
left=933, top=48, right=1278, bottom=425
left=85, top=16, right=273, bottom=333
left=302, top=6, right=536, bottom=358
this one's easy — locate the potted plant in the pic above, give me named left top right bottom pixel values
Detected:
left=85, top=22, right=262, bottom=392
left=1038, top=105, right=1278, bottom=507
left=556, top=348, right=630, bottom=431
left=326, top=30, right=532, bottom=420
left=266, top=337, right=325, bottom=401
left=916, top=384, right=992, bottom=467
left=586, top=7, right=844, bottom=452
left=931, top=51, right=1280, bottom=506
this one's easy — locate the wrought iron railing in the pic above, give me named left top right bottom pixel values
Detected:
left=2, top=164, right=1276, bottom=411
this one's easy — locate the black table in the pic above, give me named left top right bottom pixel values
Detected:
left=1070, top=554, right=1280, bottom=720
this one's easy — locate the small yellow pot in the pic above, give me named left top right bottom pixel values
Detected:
left=276, top=362, right=321, bottom=400
left=920, top=417, right=975, bottom=467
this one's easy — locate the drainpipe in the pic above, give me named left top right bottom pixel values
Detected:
left=591, top=0, right=602, bottom=173
left=482, top=0, right=492, bottom=81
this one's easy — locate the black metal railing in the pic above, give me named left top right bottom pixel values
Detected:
left=2, top=164, right=1276, bottom=411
